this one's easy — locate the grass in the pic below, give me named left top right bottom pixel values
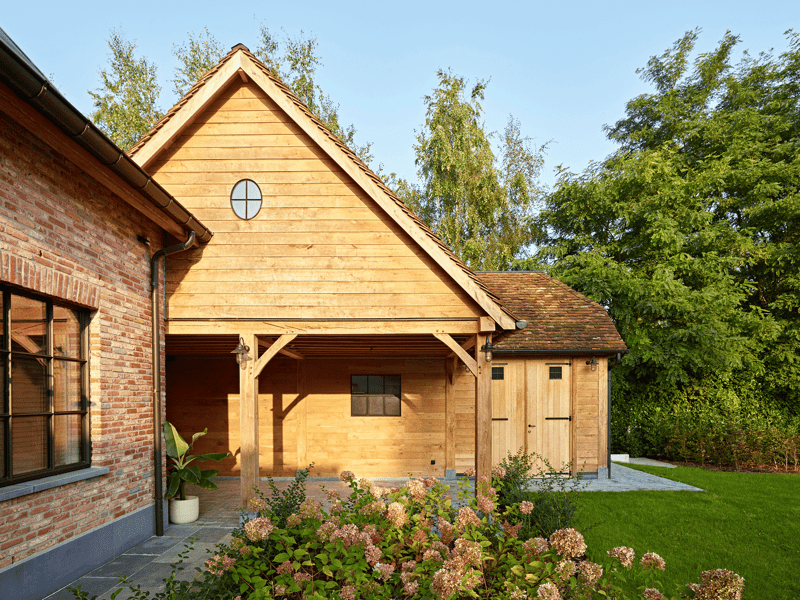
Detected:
left=576, top=463, right=799, bottom=600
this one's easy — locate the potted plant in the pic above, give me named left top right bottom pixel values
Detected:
left=163, top=421, right=230, bottom=524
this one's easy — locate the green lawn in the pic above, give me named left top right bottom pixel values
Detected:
left=576, top=464, right=799, bottom=600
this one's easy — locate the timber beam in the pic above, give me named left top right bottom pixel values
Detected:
left=167, top=320, right=485, bottom=336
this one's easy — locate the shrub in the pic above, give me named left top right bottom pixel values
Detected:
left=72, top=470, right=744, bottom=600
left=493, top=449, right=585, bottom=539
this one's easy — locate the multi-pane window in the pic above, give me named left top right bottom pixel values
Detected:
left=350, top=375, right=401, bottom=416
left=230, top=179, right=262, bottom=220
left=1, top=287, right=89, bottom=486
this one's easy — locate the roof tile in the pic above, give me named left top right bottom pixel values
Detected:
left=478, top=272, right=627, bottom=353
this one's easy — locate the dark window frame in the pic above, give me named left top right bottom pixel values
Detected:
left=350, top=374, right=401, bottom=417
left=549, top=366, right=563, bottom=380
left=491, top=366, right=505, bottom=380
left=230, top=179, right=263, bottom=220
left=1, top=286, right=90, bottom=487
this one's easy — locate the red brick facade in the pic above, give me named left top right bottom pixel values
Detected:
left=0, top=107, right=165, bottom=569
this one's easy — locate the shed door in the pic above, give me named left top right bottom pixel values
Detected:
left=528, top=361, right=571, bottom=474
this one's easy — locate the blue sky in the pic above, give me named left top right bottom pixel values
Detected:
left=3, top=1, right=797, bottom=188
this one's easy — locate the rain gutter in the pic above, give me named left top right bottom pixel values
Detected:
left=0, top=29, right=212, bottom=243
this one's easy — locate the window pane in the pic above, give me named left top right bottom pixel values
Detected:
left=384, top=375, right=401, bottom=396
left=246, top=180, right=261, bottom=199
left=231, top=180, right=247, bottom=199
left=367, top=375, right=383, bottom=394
left=0, top=420, right=5, bottom=477
left=11, top=295, right=46, bottom=355
left=54, top=414, right=81, bottom=467
left=549, top=366, right=562, bottom=380
left=244, top=199, right=262, bottom=219
left=13, top=416, right=47, bottom=474
left=384, top=396, right=401, bottom=416
left=11, top=355, right=48, bottom=414
left=492, top=367, right=505, bottom=380
left=53, top=306, right=81, bottom=359
left=351, top=375, right=368, bottom=395
left=54, top=360, right=82, bottom=412
left=367, top=396, right=384, bottom=416
left=351, top=396, right=367, bottom=416
left=0, top=292, right=4, bottom=350
left=231, top=200, right=248, bottom=219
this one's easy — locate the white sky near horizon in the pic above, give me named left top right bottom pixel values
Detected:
left=3, top=1, right=798, bottom=189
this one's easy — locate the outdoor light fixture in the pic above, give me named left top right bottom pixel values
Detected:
left=481, top=338, right=494, bottom=363
left=231, top=336, right=251, bottom=369
left=586, top=357, right=599, bottom=371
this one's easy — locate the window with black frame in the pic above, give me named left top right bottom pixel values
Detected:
left=1, top=287, right=89, bottom=486
left=350, top=375, right=401, bottom=416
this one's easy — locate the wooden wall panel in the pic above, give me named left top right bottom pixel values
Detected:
left=167, top=356, right=451, bottom=478
left=147, top=80, right=482, bottom=321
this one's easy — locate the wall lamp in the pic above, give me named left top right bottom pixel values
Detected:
left=481, top=338, right=494, bottom=363
left=231, top=336, right=251, bottom=369
left=586, top=357, right=599, bottom=371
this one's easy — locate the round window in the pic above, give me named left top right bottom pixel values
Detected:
left=230, top=179, right=262, bottom=220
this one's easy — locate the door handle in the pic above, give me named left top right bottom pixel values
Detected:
left=545, top=416, right=572, bottom=421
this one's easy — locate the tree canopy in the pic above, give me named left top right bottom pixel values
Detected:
left=90, top=27, right=372, bottom=162
left=398, top=70, right=546, bottom=270
left=532, top=30, right=800, bottom=414
left=89, top=30, right=163, bottom=151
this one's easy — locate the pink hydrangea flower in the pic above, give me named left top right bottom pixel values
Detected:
left=607, top=546, right=635, bottom=568
left=519, top=500, right=534, bottom=514
left=641, top=552, right=666, bottom=571
left=243, top=517, right=274, bottom=542
left=537, top=582, right=562, bottom=600
left=549, top=528, right=587, bottom=559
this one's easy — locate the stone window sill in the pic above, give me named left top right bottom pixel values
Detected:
left=0, top=467, right=110, bottom=502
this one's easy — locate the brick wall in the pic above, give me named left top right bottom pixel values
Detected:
left=0, top=107, right=166, bottom=569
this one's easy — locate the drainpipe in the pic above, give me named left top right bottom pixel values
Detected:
left=151, top=231, right=196, bottom=536
left=607, top=352, right=624, bottom=479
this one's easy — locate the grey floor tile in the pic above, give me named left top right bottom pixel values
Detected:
left=88, top=553, right=157, bottom=578
left=44, top=575, right=120, bottom=600
left=123, top=535, right=183, bottom=555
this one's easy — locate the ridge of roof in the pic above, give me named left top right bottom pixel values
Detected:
left=129, top=46, right=516, bottom=327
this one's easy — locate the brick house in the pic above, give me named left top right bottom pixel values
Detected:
left=0, top=29, right=211, bottom=599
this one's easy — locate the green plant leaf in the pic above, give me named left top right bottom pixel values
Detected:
left=163, top=421, right=188, bottom=459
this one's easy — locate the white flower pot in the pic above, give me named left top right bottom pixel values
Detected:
left=169, top=496, right=199, bottom=524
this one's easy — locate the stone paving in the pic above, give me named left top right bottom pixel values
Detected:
left=45, top=463, right=701, bottom=599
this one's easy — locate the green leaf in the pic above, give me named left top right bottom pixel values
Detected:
left=163, top=421, right=188, bottom=459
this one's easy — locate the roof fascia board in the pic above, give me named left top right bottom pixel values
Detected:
left=132, top=59, right=244, bottom=170
left=235, top=54, right=516, bottom=330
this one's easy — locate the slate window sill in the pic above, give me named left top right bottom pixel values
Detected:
left=0, top=467, right=110, bottom=502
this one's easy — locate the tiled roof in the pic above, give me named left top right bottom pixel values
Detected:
left=478, top=272, right=627, bottom=353
left=129, top=45, right=516, bottom=326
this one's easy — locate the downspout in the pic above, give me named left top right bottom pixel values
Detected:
left=151, top=231, right=196, bottom=536
left=607, top=352, right=624, bottom=479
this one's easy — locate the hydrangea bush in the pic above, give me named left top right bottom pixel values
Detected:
left=71, top=469, right=744, bottom=600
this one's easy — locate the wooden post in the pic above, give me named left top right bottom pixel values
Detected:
left=240, top=333, right=259, bottom=509
left=475, top=333, right=492, bottom=482
left=445, top=358, right=456, bottom=473
left=296, top=359, right=308, bottom=471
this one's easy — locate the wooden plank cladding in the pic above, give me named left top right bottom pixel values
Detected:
left=148, top=80, right=482, bottom=322
left=166, top=355, right=451, bottom=478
